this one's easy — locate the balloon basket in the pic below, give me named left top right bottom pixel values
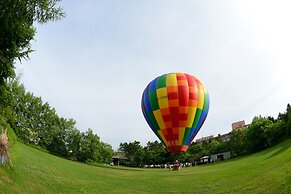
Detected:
left=173, top=166, right=181, bottom=171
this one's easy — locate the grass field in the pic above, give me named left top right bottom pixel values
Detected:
left=1, top=139, right=291, bottom=194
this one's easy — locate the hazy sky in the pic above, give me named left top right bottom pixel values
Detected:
left=15, top=0, right=291, bottom=149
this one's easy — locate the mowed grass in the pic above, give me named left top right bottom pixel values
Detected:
left=1, top=139, right=291, bottom=194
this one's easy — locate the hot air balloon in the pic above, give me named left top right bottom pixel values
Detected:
left=141, top=73, right=209, bottom=152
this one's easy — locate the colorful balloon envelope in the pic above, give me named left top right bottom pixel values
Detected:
left=141, top=73, right=210, bottom=152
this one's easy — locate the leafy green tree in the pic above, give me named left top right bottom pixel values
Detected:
left=264, top=120, right=285, bottom=146
left=201, top=139, right=211, bottom=155
left=143, top=141, right=166, bottom=165
left=286, top=104, right=291, bottom=136
left=229, top=128, right=247, bottom=156
left=277, top=104, right=291, bottom=138
left=187, top=142, right=204, bottom=160
left=67, top=129, right=81, bottom=161
left=0, top=81, right=18, bottom=142
left=77, top=129, right=102, bottom=163
left=246, top=116, right=272, bottom=153
left=76, top=129, right=113, bottom=163
left=208, top=139, right=221, bottom=155
left=2, top=79, right=113, bottom=163
left=0, top=0, right=64, bottom=84
left=6, top=80, right=58, bottom=146
left=99, top=142, right=114, bottom=163
left=46, top=118, right=77, bottom=157
left=118, top=141, right=144, bottom=167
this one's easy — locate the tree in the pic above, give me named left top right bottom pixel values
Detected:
left=77, top=129, right=102, bottom=163
left=67, top=129, right=81, bottom=161
left=187, top=143, right=204, bottom=160
left=229, top=128, right=247, bottom=156
left=278, top=104, right=291, bottom=138
left=208, top=139, right=222, bottom=155
left=143, top=141, right=166, bottom=165
left=75, top=129, right=113, bottom=163
left=2, top=79, right=113, bottom=163
left=99, top=142, right=113, bottom=163
left=46, top=118, right=78, bottom=157
left=246, top=116, right=272, bottom=153
left=286, top=104, right=291, bottom=136
left=0, top=0, right=64, bottom=85
left=118, top=141, right=144, bottom=167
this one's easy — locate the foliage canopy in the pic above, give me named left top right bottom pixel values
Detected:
left=0, top=0, right=64, bottom=84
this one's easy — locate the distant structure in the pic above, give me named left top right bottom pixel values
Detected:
left=195, top=120, right=247, bottom=144
left=112, top=155, right=128, bottom=166
left=199, top=152, right=231, bottom=164
left=210, top=152, right=231, bottom=162
left=231, top=120, right=246, bottom=130
left=199, top=156, right=210, bottom=164
left=196, top=135, right=214, bottom=144
left=218, top=132, right=231, bottom=142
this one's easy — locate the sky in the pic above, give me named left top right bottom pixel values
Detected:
left=15, top=0, right=291, bottom=150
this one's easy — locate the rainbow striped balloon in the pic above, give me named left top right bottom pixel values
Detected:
left=141, top=73, right=210, bottom=152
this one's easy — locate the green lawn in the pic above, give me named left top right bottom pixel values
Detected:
left=1, top=139, right=291, bottom=194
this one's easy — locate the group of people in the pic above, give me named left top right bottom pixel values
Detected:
left=143, top=161, right=194, bottom=170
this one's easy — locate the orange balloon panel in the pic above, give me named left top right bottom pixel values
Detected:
left=141, top=73, right=209, bottom=152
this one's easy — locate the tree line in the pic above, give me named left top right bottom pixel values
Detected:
left=117, top=105, right=291, bottom=167
left=0, top=79, right=113, bottom=164
left=0, top=0, right=114, bottom=165
left=1, top=0, right=291, bottom=168
left=1, top=78, right=290, bottom=167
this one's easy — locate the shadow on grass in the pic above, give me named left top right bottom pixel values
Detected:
left=267, top=139, right=290, bottom=159
left=88, top=163, right=143, bottom=172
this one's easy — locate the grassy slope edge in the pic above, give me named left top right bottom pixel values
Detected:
left=0, top=139, right=291, bottom=193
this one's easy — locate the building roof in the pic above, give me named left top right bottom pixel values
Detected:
left=112, top=155, right=128, bottom=160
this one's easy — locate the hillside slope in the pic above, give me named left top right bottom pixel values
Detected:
left=1, top=139, right=291, bottom=193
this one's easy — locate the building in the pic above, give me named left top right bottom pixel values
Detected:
left=210, top=152, right=231, bottom=162
left=219, top=132, right=231, bottom=142
left=196, top=135, right=214, bottom=144
left=231, top=120, right=246, bottom=130
left=196, top=132, right=231, bottom=144
left=112, top=155, right=128, bottom=166
left=199, top=156, right=210, bottom=164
